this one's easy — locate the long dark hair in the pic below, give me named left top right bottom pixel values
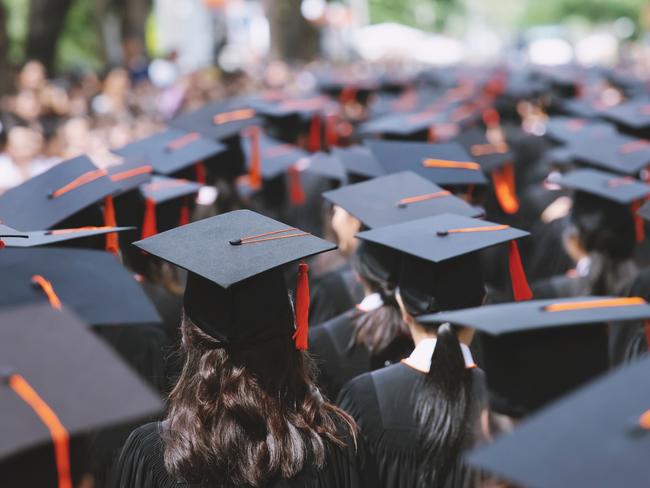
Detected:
left=415, top=324, right=474, bottom=486
left=163, top=315, right=356, bottom=486
left=351, top=241, right=409, bottom=355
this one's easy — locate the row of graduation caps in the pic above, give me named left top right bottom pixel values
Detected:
left=1, top=71, right=650, bottom=487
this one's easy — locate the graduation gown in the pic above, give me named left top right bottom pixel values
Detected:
left=309, top=309, right=413, bottom=400
left=337, top=363, right=486, bottom=488
left=111, top=421, right=374, bottom=488
left=309, top=265, right=364, bottom=325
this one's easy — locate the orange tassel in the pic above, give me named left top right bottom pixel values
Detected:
left=483, top=108, right=500, bottom=128
left=492, top=163, right=520, bottom=215
left=288, top=165, right=306, bottom=206
left=631, top=201, right=645, bottom=243
left=194, top=162, right=206, bottom=185
left=179, top=197, right=190, bottom=226
left=308, top=115, right=321, bottom=152
left=508, top=241, right=532, bottom=301
left=293, top=262, right=310, bottom=351
left=103, top=196, right=119, bottom=255
left=325, top=114, right=338, bottom=147
left=247, top=126, right=262, bottom=190
left=141, top=198, right=158, bottom=239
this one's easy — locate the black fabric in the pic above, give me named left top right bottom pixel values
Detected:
left=309, top=265, right=364, bottom=325
left=337, top=363, right=487, bottom=488
left=110, top=421, right=373, bottom=488
left=310, top=309, right=412, bottom=400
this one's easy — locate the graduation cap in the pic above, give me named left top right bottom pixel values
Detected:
left=0, top=304, right=162, bottom=486
left=0, top=224, right=28, bottom=249
left=357, top=213, right=532, bottom=311
left=422, top=296, right=650, bottom=418
left=366, top=139, right=488, bottom=187
left=359, top=110, right=444, bottom=140
left=467, top=353, right=650, bottom=487
left=134, top=210, right=336, bottom=349
left=106, top=160, right=153, bottom=194
left=550, top=168, right=650, bottom=243
left=1, top=225, right=132, bottom=248
left=0, top=248, right=161, bottom=325
left=169, top=100, right=261, bottom=142
left=331, top=145, right=385, bottom=181
left=323, top=171, right=481, bottom=229
left=111, top=128, right=226, bottom=176
left=568, top=130, right=650, bottom=176
left=544, top=116, right=616, bottom=145
left=0, top=155, right=122, bottom=254
left=599, top=97, right=650, bottom=133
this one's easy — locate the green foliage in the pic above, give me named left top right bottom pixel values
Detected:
left=521, top=0, right=645, bottom=26
left=368, top=0, right=458, bottom=30
left=3, top=0, right=28, bottom=63
left=55, top=0, right=102, bottom=71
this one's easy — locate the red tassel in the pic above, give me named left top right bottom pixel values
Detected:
left=179, top=197, right=190, bottom=226
left=308, top=115, right=321, bottom=152
left=492, top=163, right=520, bottom=215
left=508, top=241, right=532, bottom=301
left=427, top=126, right=437, bottom=143
left=103, top=196, right=119, bottom=255
left=0, top=239, right=5, bottom=249
left=631, top=201, right=645, bottom=243
left=194, top=162, right=206, bottom=185
left=483, top=108, right=500, bottom=128
left=247, top=126, right=262, bottom=190
left=325, top=114, right=338, bottom=147
left=141, top=198, right=158, bottom=239
left=644, top=320, right=650, bottom=351
left=288, top=165, right=306, bottom=206
left=293, top=262, right=310, bottom=351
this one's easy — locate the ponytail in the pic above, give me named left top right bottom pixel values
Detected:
left=415, top=324, right=473, bottom=486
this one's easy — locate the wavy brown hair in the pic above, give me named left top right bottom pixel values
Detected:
left=163, top=314, right=356, bottom=486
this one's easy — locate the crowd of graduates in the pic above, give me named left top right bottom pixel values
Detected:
left=2, top=58, right=650, bottom=488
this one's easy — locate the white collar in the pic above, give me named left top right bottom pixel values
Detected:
left=403, top=336, right=475, bottom=373
left=576, top=256, right=591, bottom=277
left=356, top=292, right=384, bottom=312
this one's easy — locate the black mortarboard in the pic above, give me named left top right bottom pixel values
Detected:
left=0, top=248, right=161, bottom=325
left=241, top=132, right=309, bottom=180
left=544, top=116, right=615, bottom=145
left=0, top=304, right=162, bottom=485
left=134, top=210, right=336, bottom=348
left=454, top=127, right=513, bottom=173
left=323, top=171, right=480, bottom=229
left=366, top=139, right=488, bottom=186
left=112, top=129, right=226, bottom=176
left=568, top=131, right=650, bottom=175
left=421, top=296, right=649, bottom=417
left=468, top=354, right=650, bottom=488
left=169, top=100, right=261, bottom=141
left=0, top=224, right=27, bottom=238
left=0, top=155, right=116, bottom=230
left=357, top=213, right=532, bottom=312
left=359, top=110, right=443, bottom=140
left=599, top=97, right=650, bottom=133
left=106, top=160, right=153, bottom=194
left=1, top=226, right=132, bottom=248
left=140, top=176, right=201, bottom=205
left=331, top=145, right=385, bottom=181
left=549, top=168, right=650, bottom=204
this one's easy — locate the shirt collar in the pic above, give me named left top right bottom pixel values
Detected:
left=356, top=292, right=384, bottom=312
left=403, top=335, right=475, bottom=373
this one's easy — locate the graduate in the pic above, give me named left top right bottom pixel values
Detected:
left=112, top=210, right=372, bottom=487
left=337, top=213, right=531, bottom=488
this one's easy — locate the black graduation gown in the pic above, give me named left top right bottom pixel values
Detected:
left=309, top=309, right=413, bottom=400
left=337, top=363, right=487, bottom=488
left=309, top=265, right=364, bottom=325
left=111, top=421, right=373, bottom=488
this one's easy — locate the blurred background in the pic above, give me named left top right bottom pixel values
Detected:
left=1, top=0, right=649, bottom=190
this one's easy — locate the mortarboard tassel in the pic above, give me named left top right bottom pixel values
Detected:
left=482, top=108, right=500, bottom=129
left=308, top=114, right=321, bottom=152
left=247, top=126, right=262, bottom=189
left=179, top=196, right=191, bottom=227
left=293, top=262, right=310, bottom=351
left=141, top=198, right=158, bottom=239
left=631, top=201, right=645, bottom=243
left=492, top=163, right=520, bottom=215
left=194, top=162, right=206, bottom=185
left=288, top=165, right=306, bottom=206
left=508, top=240, right=532, bottom=301
left=0, top=239, right=4, bottom=249
left=31, top=274, right=63, bottom=310
left=7, top=374, right=72, bottom=488
left=325, top=114, right=338, bottom=147
left=103, top=196, right=119, bottom=255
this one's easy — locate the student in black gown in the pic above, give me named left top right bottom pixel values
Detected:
left=112, top=210, right=371, bottom=488
left=336, top=213, right=531, bottom=488
left=309, top=240, right=412, bottom=400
